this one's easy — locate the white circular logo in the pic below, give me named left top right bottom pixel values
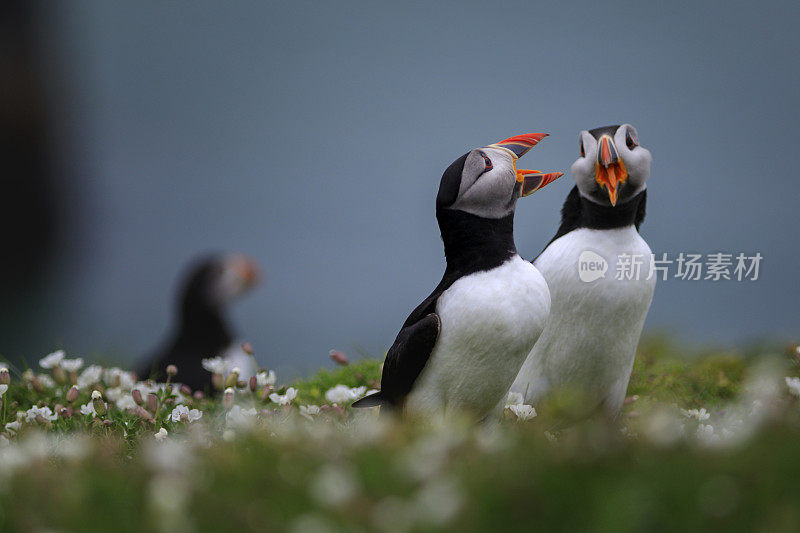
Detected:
left=578, top=250, right=608, bottom=282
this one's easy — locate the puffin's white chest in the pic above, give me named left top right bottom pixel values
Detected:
left=512, top=227, right=655, bottom=408
left=406, top=255, right=550, bottom=418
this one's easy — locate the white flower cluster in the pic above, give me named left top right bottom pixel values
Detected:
left=77, top=365, right=104, bottom=389
left=38, top=350, right=65, bottom=369
left=170, top=405, right=203, bottom=423
left=270, top=387, right=298, bottom=406
left=785, top=376, right=800, bottom=397
left=257, top=370, right=276, bottom=387
left=504, top=392, right=537, bottom=422
left=24, top=406, right=58, bottom=423
left=681, top=407, right=710, bottom=421
left=324, top=385, right=368, bottom=404
left=201, top=357, right=228, bottom=375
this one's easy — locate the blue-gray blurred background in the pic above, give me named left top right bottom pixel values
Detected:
left=2, top=1, right=798, bottom=377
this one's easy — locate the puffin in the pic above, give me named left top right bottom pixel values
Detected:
left=353, top=133, right=563, bottom=419
left=511, top=124, right=654, bottom=417
left=138, top=253, right=260, bottom=390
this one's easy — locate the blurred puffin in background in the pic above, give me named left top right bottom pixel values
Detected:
left=138, top=253, right=260, bottom=391
left=512, top=124, right=654, bottom=418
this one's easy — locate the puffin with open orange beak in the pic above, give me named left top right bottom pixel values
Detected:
left=576, top=124, right=651, bottom=207
left=511, top=124, right=655, bottom=418
left=353, top=133, right=562, bottom=419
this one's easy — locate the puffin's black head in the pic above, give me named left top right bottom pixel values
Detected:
left=436, top=133, right=563, bottom=219
left=179, top=253, right=260, bottom=315
left=573, top=124, right=652, bottom=206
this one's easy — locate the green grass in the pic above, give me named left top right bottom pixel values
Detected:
left=627, top=336, right=749, bottom=407
left=1, top=338, right=799, bottom=532
left=292, top=358, right=381, bottom=405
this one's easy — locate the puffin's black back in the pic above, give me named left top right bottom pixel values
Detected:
left=138, top=258, right=233, bottom=391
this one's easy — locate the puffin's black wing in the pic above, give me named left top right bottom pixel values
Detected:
left=353, top=313, right=441, bottom=409
left=352, top=274, right=458, bottom=409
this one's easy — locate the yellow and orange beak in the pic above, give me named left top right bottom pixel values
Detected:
left=516, top=169, right=564, bottom=197
left=489, top=133, right=564, bottom=197
left=595, top=135, right=628, bottom=206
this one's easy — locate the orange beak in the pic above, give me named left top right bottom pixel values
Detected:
left=595, top=135, right=628, bottom=206
left=229, top=254, right=261, bottom=287
left=516, top=170, right=564, bottom=196
left=489, top=133, right=548, bottom=159
left=488, top=132, right=563, bottom=196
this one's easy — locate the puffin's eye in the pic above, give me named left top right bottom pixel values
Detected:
left=579, top=139, right=585, bottom=157
left=626, top=129, right=639, bottom=150
left=481, top=153, right=493, bottom=172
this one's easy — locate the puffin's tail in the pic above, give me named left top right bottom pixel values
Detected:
left=352, top=391, right=384, bottom=408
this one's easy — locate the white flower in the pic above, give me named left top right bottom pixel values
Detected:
left=324, top=384, right=367, bottom=404
left=79, top=403, right=94, bottom=416
left=103, top=367, right=135, bottom=389
left=414, top=477, right=463, bottom=527
left=25, top=406, right=57, bottom=422
left=37, top=374, right=55, bottom=388
left=508, top=404, right=537, bottom=421
left=544, top=431, right=559, bottom=443
left=0, top=384, right=7, bottom=398
left=310, top=464, right=358, bottom=508
left=697, top=423, right=715, bottom=439
left=170, top=405, right=202, bottom=423
left=154, top=428, right=168, bottom=441
left=349, top=386, right=367, bottom=400
left=681, top=408, right=711, bottom=421
left=5, top=421, right=21, bottom=435
left=226, top=405, right=258, bottom=428
left=785, top=377, right=800, bottom=398
left=77, top=365, right=103, bottom=388
left=39, top=350, right=65, bottom=369
left=104, top=387, right=123, bottom=402
left=115, top=394, right=137, bottom=411
left=201, top=356, right=228, bottom=374
left=300, top=405, right=321, bottom=420
left=505, top=391, right=524, bottom=408
left=133, top=382, right=159, bottom=397
left=256, top=370, right=276, bottom=387
left=60, top=358, right=84, bottom=372
left=270, top=387, right=298, bottom=406
left=145, top=438, right=194, bottom=475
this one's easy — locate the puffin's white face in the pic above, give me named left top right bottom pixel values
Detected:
left=437, top=133, right=563, bottom=219
left=213, top=254, right=261, bottom=304
left=571, top=124, right=651, bottom=206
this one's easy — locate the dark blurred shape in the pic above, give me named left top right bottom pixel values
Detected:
left=137, top=253, right=260, bottom=391
left=0, top=2, right=63, bottom=361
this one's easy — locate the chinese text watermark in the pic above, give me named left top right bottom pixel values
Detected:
left=578, top=252, right=763, bottom=283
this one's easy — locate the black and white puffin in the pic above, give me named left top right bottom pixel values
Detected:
left=511, top=124, right=654, bottom=417
left=353, top=133, right=563, bottom=419
left=138, top=253, right=260, bottom=390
